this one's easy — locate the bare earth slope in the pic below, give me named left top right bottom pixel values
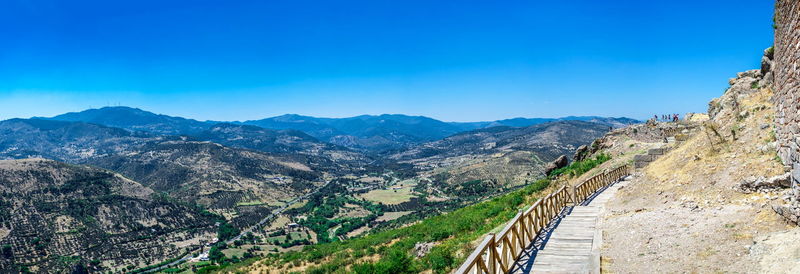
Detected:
left=599, top=65, right=799, bottom=273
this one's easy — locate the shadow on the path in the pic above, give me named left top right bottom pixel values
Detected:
left=509, top=176, right=628, bottom=273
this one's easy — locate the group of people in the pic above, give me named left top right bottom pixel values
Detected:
left=654, top=114, right=679, bottom=122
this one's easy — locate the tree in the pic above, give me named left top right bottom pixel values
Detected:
left=217, top=222, right=240, bottom=242
left=1, top=244, right=11, bottom=258
left=209, top=246, right=226, bottom=263
left=71, top=263, right=89, bottom=274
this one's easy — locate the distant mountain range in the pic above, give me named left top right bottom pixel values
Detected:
left=392, top=120, right=612, bottom=162
left=390, top=120, right=612, bottom=190
left=41, top=106, right=639, bottom=152
left=0, top=106, right=641, bottom=208
left=0, top=117, right=327, bottom=211
left=0, top=106, right=639, bottom=271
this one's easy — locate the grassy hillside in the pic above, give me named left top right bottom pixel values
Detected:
left=202, top=155, right=611, bottom=273
left=232, top=178, right=550, bottom=273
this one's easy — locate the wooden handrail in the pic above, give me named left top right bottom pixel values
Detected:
left=456, top=164, right=631, bottom=274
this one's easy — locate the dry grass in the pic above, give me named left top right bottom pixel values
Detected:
left=357, top=179, right=418, bottom=205
left=600, top=87, right=798, bottom=273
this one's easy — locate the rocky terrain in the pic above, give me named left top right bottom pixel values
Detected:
left=593, top=49, right=800, bottom=273
left=0, top=159, right=218, bottom=273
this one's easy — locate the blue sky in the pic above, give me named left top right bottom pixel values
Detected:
left=0, top=0, right=775, bottom=122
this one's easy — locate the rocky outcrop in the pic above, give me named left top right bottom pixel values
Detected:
left=545, top=155, right=568, bottom=175
left=737, top=173, right=792, bottom=193
left=592, top=122, right=696, bottom=149
left=573, top=145, right=589, bottom=162
left=708, top=69, right=767, bottom=120
left=773, top=205, right=800, bottom=225
left=413, top=242, right=436, bottom=258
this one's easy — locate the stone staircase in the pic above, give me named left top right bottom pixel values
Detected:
left=633, top=147, right=669, bottom=168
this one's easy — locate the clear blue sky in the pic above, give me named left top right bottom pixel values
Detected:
left=0, top=0, right=775, bottom=122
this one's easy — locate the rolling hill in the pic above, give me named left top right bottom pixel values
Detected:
left=0, top=118, right=156, bottom=161
left=46, top=106, right=211, bottom=136
left=0, top=159, right=218, bottom=273
left=0, top=118, right=330, bottom=223
left=392, top=121, right=613, bottom=193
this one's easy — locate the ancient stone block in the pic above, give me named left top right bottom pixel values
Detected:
left=633, top=154, right=654, bottom=162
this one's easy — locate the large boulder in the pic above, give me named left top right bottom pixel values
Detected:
left=573, top=145, right=589, bottom=162
left=736, top=173, right=791, bottom=193
left=545, top=155, right=569, bottom=176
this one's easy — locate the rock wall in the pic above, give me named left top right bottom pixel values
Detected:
left=774, top=0, right=800, bottom=198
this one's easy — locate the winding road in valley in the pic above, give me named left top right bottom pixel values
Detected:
left=145, top=180, right=332, bottom=273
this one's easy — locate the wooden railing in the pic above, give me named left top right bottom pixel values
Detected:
left=574, top=165, right=629, bottom=205
left=455, top=164, right=631, bottom=274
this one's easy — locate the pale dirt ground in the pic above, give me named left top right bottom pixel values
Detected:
left=266, top=215, right=291, bottom=230
left=375, top=211, right=413, bottom=222
left=333, top=203, right=372, bottom=219
left=600, top=87, right=800, bottom=273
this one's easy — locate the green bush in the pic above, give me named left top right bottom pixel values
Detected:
left=549, top=153, right=611, bottom=178
left=258, top=178, right=551, bottom=273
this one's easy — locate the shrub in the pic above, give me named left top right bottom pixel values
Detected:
left=252, top=178, right=552, bottom=273
left=1, top=244, right=12, bottom=257
left=550, top=153, right=612, bottom=178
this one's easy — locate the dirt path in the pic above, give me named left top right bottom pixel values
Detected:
left=599, top=171, right=797, bottom=273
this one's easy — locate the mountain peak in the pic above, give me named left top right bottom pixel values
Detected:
left=47, top=106, right=210, bottom=135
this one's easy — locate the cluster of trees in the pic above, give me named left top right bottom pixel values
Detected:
left=265, top=228, right=313, bottom=248
left=217, top=222, right=240, bottom=242
left=295, top=194, right=385, bottom=243
left=267, top=230, right=285, bottom=237
left=276, top=238, right=311, bottom=249
left=283, top=181, right=388, bottom=243
left=233, top=232, right=261, bottom=247
left=450, top=179, right=492, bottom=197
left=189, top=241, right=259, bottom=274
left=1, top=244, right=11, bottom=258
left=282, top=178, right=553, bottom=273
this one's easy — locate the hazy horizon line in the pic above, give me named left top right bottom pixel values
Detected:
left=10, top=105, right=644, bottom=124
